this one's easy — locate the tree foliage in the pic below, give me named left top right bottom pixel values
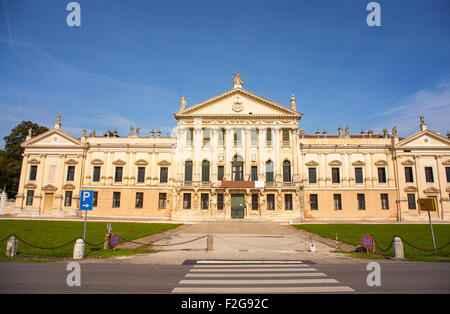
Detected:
left=0, top=121, right=49, bottom=197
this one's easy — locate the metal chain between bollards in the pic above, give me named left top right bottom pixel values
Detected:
left=0, top=233, right=107, bottom=250
left=372, top=235, right=450, bottom=253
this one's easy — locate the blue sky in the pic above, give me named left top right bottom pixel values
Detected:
left=1, top=0, right=449, bottom=146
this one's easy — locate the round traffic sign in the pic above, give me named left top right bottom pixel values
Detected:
left=361, top=235, right=374, bottom=248
left=110, top=234, right=120, bottom=247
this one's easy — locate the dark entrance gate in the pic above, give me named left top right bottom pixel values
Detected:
left=231, top=194, right=245, bottom=219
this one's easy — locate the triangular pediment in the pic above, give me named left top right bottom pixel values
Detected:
left=24, top=129, right=83, bottom=148
left=396, top=130, right=450, bottom=148
left=175, top=88, right=302, bottom=118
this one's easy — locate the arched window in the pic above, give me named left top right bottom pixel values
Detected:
left=266, top=160, right=274, bottom=182
left=202, top=160, right=210, bottom=182
left=232, top=155, right=244, bottom=181
left=184, top=160, right=193, bottom=182
left=283, top=160, right=291, bottom=182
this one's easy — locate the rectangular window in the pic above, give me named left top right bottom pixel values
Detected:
left=282, top=129, right=290, bottom=142
left=355, top=167, right=363, bottom=184
left=217, top=193, right=224, bottom=210
left=218, top=166, right=224, bottom=181
left=251, top=128, right=257, bottom=144
left=135, top=192, right=144, bottom=208
left=113, top=192, right=121, bottom=208
left=185, top=161, right=193, bottom=182
left=115, top=167, right=123, bottom=182
left=425, top=167, right=434, bottom=182
left=93, top=166, right=101, bottom=182
left=158, top=193, right=167, bottom=209
left=357, top=194, right=366, bottom=210
left=233, top=130, right=241, bottom=146
left=252, top=194, right=258, bottom=210
left=26, top=190, right=34, bottom=206
left=381, top=193, right=389, bottom=210
left=284, top=194, right=293, bottom=211
left=64, top=191, right=73, bottom=207
left=183, top=193, right=191, bottom=210
left=308, top=168, right=317, bottom=184
left=404, top=167, right=414, bottom=183
left=93, top=191, right=98, bottom=207
left=218, top=128, right=225, bottom=145
left=283, top=163, right=291, bottom=182
left=446, top=167, right=450, bottom=183
left=310, top=194, right=318, bottom=210
left=137, top=167, right=145, bottom=183
left=267, top=194, right=275, bottom=210
left=29, top=165, right=38, bottom=181
left=333, top=194, right=342, bottom=210
left=378, top=167, right=386, bottom=183
left=201, top=193, right=209, bottom=210
left=266, top=128, right=272, bottom=143
left=186, top=128, right=194, bottom=144
left=160, top=167, right=168, bottom=183
left=203, top=128, right=210, bottom=144
left=251, top=166, right=258, bottom=181
left=332, top=168, right=340, bottom=183
left=407, top=194, right=416, bottom=210
left=66, top=166, right=75, bottom=181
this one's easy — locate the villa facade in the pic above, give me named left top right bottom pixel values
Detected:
left=10, top=74, right=450, bottom=222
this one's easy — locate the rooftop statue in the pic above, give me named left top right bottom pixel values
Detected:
left=233, top=72, right=244, bottom=88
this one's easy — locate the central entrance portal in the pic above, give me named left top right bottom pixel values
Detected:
left=231, top=194, right=245, bottom=219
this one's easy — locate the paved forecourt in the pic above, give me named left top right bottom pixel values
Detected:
left=172, top=260, right=355, bottom=294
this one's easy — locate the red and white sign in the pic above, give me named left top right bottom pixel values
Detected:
left=361, top=235, right=374, bottom=248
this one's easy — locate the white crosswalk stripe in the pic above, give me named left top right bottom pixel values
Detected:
left=172, top=260, right=354, bottom=293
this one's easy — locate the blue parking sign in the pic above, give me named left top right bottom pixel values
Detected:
left=80, top=190, right=94, bottom=211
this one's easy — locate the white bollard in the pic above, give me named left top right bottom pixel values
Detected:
left=73, top=239, right=85, bottom=260
left=6, top=235, right=18, bottom=257
left=392, top=237, right=404, bottom=259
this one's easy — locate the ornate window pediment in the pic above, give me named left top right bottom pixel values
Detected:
left=62, top=183, right=76, bottom=190
left=24, top=183, right=37, bottom=189
left=352, top=160, right=365, bottom=166
left=112, top=159, right=126, bottom=166
left=404, top=186, right=417, bottom=192
left=424, top=187, right=440, bottom=194
left=91, top=159, right=104, bottom=165
left=42, top=184, right=58, bottom=191
left=442, top=159, right=450, bottom=166
left=65, top=159, right=78, bottom=165
left=157, top=160, right=171, bottom=166
left=305, top=160, right=319, bottom=167
left=374, top=160, right=388, bottom=166
left=27, top=158, right=41, bottom=165
left=401, top=159, right=415, bottom=166
left=328, top=160, right=342, bottom=166
left=135, top=159, right=149, bottom=166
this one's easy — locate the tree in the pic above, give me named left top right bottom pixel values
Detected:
left=0, top=121, right=49, bottom=197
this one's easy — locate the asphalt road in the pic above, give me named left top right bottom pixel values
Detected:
left=0, top=261, right=449, bottom=294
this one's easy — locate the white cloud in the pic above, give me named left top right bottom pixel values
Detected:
left=373, top=79, right=450, bottom=137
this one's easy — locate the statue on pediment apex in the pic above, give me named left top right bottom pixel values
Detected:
left=180, top=95, right=187, bottom=110
left=233, top=72, right=244, bottom=88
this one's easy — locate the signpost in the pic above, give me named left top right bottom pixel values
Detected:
left=361, top=235, right=374, bottom=253
left=418, top=198, right=437, bottom=251
left=80, top=190, right=94, bottom=241
left=110, top=234, right=120, bottom=252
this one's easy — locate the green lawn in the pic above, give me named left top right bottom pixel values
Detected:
left=0, top=220, right=182, bottom=261
left=293, top=224, right=450, bottom=262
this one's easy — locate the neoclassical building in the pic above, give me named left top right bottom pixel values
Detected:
left=10, top=73, right=450, bottom=222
